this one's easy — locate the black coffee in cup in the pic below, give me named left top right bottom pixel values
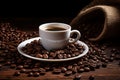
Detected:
left=46, top=26, right=66, bottom=31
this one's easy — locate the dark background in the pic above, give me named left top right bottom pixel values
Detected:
left=0, top=0, right=92, bottom=18
left=0, top=0, right=93, bottom=29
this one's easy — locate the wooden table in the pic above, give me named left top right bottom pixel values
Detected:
left=0, top=17, right=120, bottom=80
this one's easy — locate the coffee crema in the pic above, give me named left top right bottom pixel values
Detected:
left=46, top=26, right=66, bottom=31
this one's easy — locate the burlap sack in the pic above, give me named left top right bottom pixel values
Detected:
left=70, top=0, right=120, bottom=41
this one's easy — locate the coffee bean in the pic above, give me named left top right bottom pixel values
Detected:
left=36, top=54, right=43, bottom=58
left=49, top=52, right=56, bottom=58
left=90, top=65, right=95, bottom=71
left=110, top=53, right=115, bottom=57
left=14, top=71, right=20, bottom=76
left=10, top=64, right=16, bottom=68
left=89, top=75, right=95, bottom=80
left=17, top=65, right=24, bottom=70
left=45, top=67, right=51, bottom=72
left=67, top=54, right=72, bottom=58
left=118, top=61, right=120, bottom=65
left=67, top=65, right=73, bottom=70
left=0, top=58, right=5, bottom=62
left=28, top=72, right=33, bottom=77
left=64, top=71, right=72, bottom=76
left=20, top=68, right=26, bottom=73
left=78, top=62, right=83, bottom=66
left=109, top=57, right=114, bottom=62
left=43, top=54, right=49, bottom=59
left=58, top=54, right=63, bottom=59
left=39, top=68, right=46, bottom=72
left=74, top=51, right=80, bottom=56
left=111, top=48, right=117, bottom=53
left=34, top=72, right=40, bottom=77
left=78, top=68, right=84, bottom=73
left=25, top=69, right=32, bottom=74
left=5, top=61, right=11, bottom=65
left=0, top=64, right=2, bottom=68
left=23, top=64, right=29, bottom=69
left=32, top=68, right=39, bottom=72
left=63, top=54, right=67, bottom=59
left=84, top=67, right=90, bottom=72
left=72, top=67, right=78, bottom=74
left=102, top=63, right=107, bottom=68
left=115, top=54, right=120, bottom=60
left=52, top=69, right=61, bottom=74
left=73, top=74, right=81, bottom=80
left=71, top=54, right=76, bottom=57
left=96, top=64, right=101, bottom=69
left=40, top=71, right=46, bottom=75
left=61, top=67, right=67, bottom=73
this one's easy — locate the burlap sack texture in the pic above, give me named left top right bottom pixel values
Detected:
left=70, top=0, right=120, bottom=41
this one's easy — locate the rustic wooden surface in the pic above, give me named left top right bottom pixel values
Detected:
left=0, top=17, right=120, bottom=80
left=0, top=56, right=120, bottom=80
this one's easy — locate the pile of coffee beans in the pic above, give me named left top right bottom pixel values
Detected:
left=22, top=39, right=84, bottom=59
left=80, top=23, right=104, bottom=39
left=0, top=23, right=120, bottom=80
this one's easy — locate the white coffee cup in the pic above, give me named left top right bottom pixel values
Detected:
left=39, top=22, right=81, bottom=51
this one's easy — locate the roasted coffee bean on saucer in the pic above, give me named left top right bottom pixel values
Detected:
left=21, top=39, right=85, bottom=59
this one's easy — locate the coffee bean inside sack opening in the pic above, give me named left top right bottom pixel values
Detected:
left=72, top=10, right=105, bottom=40
left=0, top=23, right=120, bottom=79
left=21, top=40, right=85, bottom=59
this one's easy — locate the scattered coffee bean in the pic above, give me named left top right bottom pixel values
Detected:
left=118, top=61, right=120, bottom=65
left=25, top=69, right=32, bottom=74
left=67, top=65, right=73, bottom=70
left=96, top=64, right=101, bottom=69
left=32, top=68, right=39, bottom=72
left=0, top=23, right=120, bottom=78
left=28, top=72, right=33, bottom=77
left=78, top=68, right=84, bottom=73
left=73, top=74, right=81, bottom=80
left=115, top=54, right=120, bottom=60
left=17, top=65, right=24, bottom=70
left=23, top=64, right=29, bottom=69
left=72, top=67, right=78, bottom=74
left=84, top=67, right=90, bottom=72
left=102, top=63, right=107, bottom=68
left=20, top=68, right=26, bottom=73
left=10, top=64, right=16, bottom=68
left=52, top=69, right=61, bottom=74
left=89, top=75, right=95, bottom=80
left=111, top=48, right=117, bottom=53
left=40, top=71, right=46, bottom=75
left=34, top=72, right=40, bottom=77
left=109, top=57, right=114, bottom=62
left=64, top=71, right=72, bottom=76
left=0, top=64, right=2, bottom=68
left=61, top=67, right=67, bottom=73
left=39, top=68, right=46, bottom=72
left=14, top=71, right=20, bottom=76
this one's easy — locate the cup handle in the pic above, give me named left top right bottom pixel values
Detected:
left=69, top=30, right=81, bottom=43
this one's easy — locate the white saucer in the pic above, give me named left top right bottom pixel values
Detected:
left=17, top=37, right=89, bottom=62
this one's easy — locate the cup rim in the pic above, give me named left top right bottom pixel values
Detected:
left=39, top=22, right=71, bottom=32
